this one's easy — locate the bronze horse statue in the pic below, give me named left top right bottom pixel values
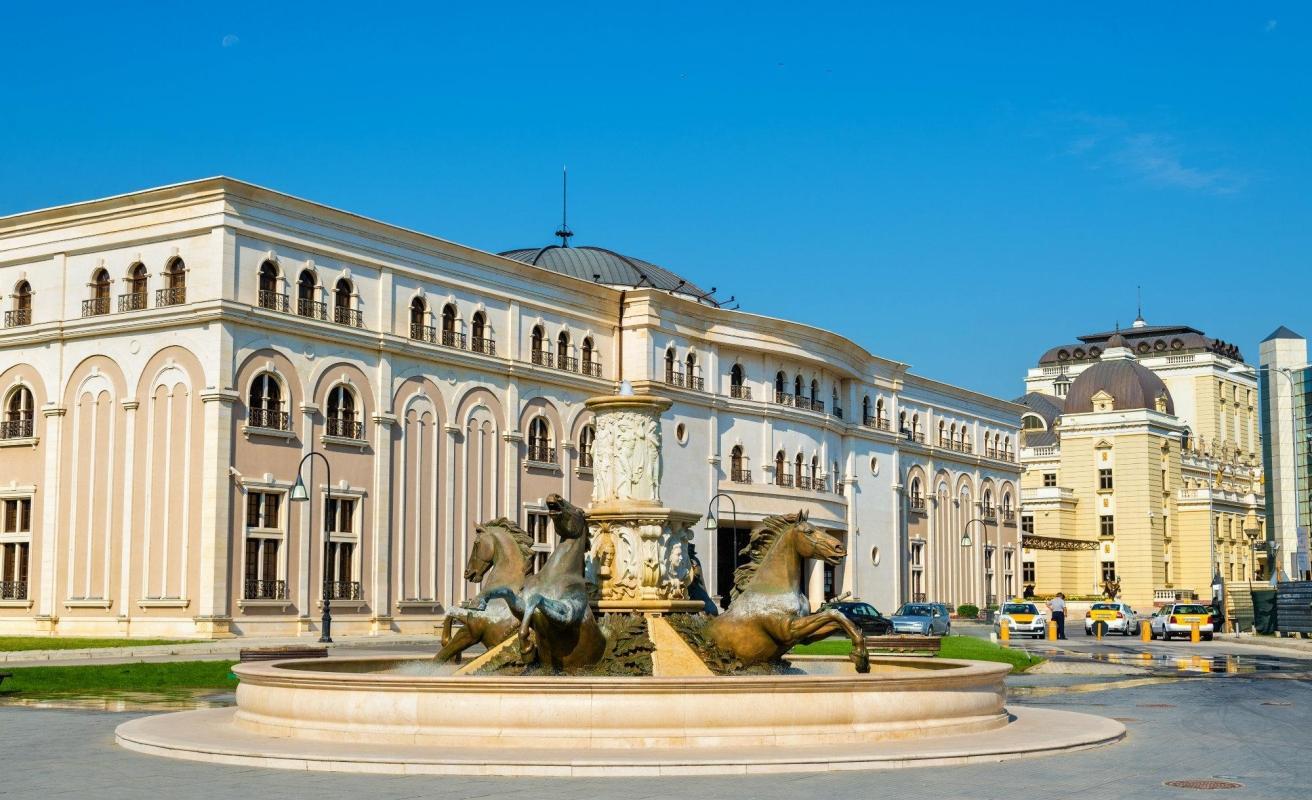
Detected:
left=463, top=494, right=605, bottom=672
left=707, top=510, right=870, bottom=673
left=435, top=518, right=534, bottom=663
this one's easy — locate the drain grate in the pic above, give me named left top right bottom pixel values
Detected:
left=1164, top=780, right=1244, bottom=790
left=1137, top=703, right=1176, bottom=708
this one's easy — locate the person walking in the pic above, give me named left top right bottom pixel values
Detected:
left=1047, top=592, right=1067, bottom=639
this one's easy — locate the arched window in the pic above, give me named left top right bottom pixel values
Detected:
left=527, top=417, right=553, bottom=463
left=942, top=422, right=950, bottom=446
left=7, top=281, right=32, bottom=327
left=730, top=364, right=747, bottom=398
left=581, top=337, right=597, bottom=376
left=122, top=263, right=148, bottom=312
left=876, top=398, right=886, bottom=426
left=899, top=410, right=907, bottom=432
left=1002, top=491, right=1013, bottom=515
left=558, top=331, right=574, bottom=371
left=910, top=477, right=923, bottom=506
left=248, top=373, right=287, bottom=431
left=408, top=297, right=429, bottom=341
left=1003, top=436, right=1011, bottom=459
left=257, top=261, right=286, bottom=311
left=665, top=347, right=677, bottom=384
left=863, top=395, right=872, bottom=423
left=730, top=445, right=748, bottom=482
left=326, top=385, right=361, bottom=439
left=794, top=375, right=804, bottom=401
left=578, top=424, right=595, bottom=468
left=912, top=414, right=921, bottom=437
left=795, top=453, right=806, bottom=488
left=333, top=278, right=359, bottom=327
left=832, top=460, right=842, bottom=495
left=297, top=270, right=320, bottom=319
left=441, top=303, right=461, bottom=347
left=2, top=386, right=34, bottom=439
left=810, top=379, right=819, bottom=408
left=84, top=268, right=111, bottom=317
left=160, top=258, right=186, bottom=306
left=775, top=450, right=788, bottom=487
left=470, top=311, right=492, bottom=354
left=686, top=352, right=700, bottom=389
left=811, top=455, right=820, bottom=490
left=775, top=371, right=787, bottom=400
left=982, top=489, right=995, bottom=517
left=959, top=425, right=970, bottom=452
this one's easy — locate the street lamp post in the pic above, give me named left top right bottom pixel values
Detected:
left=960, top=518, right=989, bottom=610
left=290, top=450, right=333, bottom=644
left=705, top=492, right=738, bottom=608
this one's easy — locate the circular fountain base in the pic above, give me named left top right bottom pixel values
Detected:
left=115, top=655, right=1123, bottom=775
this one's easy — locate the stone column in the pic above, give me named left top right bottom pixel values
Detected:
left=297, top=403, right=318, bottom=631
left=117, top=400, right=139, bottom=624
left=195, top=388, right=238, bottom=637
left=441, top=423, right=459, bottom=609
left=807, top=557, right=825, bottom=610
left=35, top=406, right=66, bottom=630
left=370, top=413, right=396, bottom=632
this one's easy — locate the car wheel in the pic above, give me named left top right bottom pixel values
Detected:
left=1203, top=633, right=1213, bottom=641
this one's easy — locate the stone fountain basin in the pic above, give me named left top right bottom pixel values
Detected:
left=229, top=655, right=1009, bottom=749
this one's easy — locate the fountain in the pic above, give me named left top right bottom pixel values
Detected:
left=115, top=391, right=1123, bottom=775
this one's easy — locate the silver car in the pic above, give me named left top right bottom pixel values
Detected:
left=891, top=602, right=951, bottom=636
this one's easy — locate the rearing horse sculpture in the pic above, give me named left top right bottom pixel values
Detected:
left=707, top=510, right=870, bottom=673
left=435, top=518, right=534, bottom=663
left=463, top=494, right=605, bottom=672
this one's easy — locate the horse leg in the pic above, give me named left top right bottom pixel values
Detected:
left=434, top=623, right=479, bottom=664
left=518, top=595, right=542, bottom=662
left=441, top=612, right=463, bottom=646
left=788, top=610, right=870, bottom=673
left=525, top=595, right=578, bottom=626
left=469, top=587, right=525, bottom=619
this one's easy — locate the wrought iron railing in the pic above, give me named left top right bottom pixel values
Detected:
left=688, top=375, right=705, bottom=391
left=774, top=391, right=794, bottom=406
left=797, top=475, right=813, bottom=490
left=247, top=408, right=291, bottom=431
left=526, top=444, right=557, bottom=464
left=531, top=350, right=555, bottom=368
left=578, top=451, right=594, bottom=469
left=558, top=355, right=579, bottom=373
left=298, top=298, right=328, bottom=320
left=808, top=399, right=825, bottom=413
left=156, top=286, right=186, bottom=307
left=258, top=290, right=290, bottom=312
left=333, top=306, right=364, bottom=328
left=470, top=336, right=496, bottom=355
left=775, top=472, right=794, bottom=488
left=0, top=580, right=27, bottom=600
left=441, top=330, right=467, bottom=349
left=665, top=370, right=686, bottom=388
left=909, top=496, right=926, bottom=512
left=730, top=468, right=753, bottom=484
left=4, top=309, right=31, bottom=328
left=411, top=323, right=437, bottom=343
left=323, top=581, right=362, bottom=601
left=1, top=418, right=35, bottom=439
left=582, top=360, right=602, bottom=377
left=118, top=292, right=148, bottom=312
left=82, top=297, right=110, bottom=317
left=730, top=384, right=752, bottom=399
left=1001, top=510, right=1016, bottom=523
left=244, top=579, right=286, bottom=600
left=326, top=417, right=364, bottom=439
left=981, top=508, right=997, bottom=522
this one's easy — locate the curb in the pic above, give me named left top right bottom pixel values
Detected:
left=0, top=635, right=441, bottom=665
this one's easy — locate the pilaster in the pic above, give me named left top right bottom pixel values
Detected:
left=196, top=388, right=238, bottom=637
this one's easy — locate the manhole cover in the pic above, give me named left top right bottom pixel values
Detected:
left=1137, top=703, right=1176, bottom=708
left=1262, top=701, right=1293, bottom=707
left=1164, top=780, right=1244, bottom=790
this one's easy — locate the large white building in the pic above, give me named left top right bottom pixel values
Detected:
left=0, top=178, right=1021, bottom=638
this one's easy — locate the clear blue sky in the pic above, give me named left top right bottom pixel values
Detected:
left=3, top=3, right=1308, bottom=399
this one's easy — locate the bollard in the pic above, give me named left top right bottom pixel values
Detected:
left=1047, top=620, right=1057, bottom=641
left=1141, top=621, right=1152, bottom=642
left=1094, top=621, right=1105, bottom=640
left=999, top=623, right=1010, bottom=645
left=1190, top=621, right=1200, bottom=644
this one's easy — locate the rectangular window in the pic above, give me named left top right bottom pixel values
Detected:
left=1098, top=468, right=1113, bottom=491
left=1021, top=514, right=1034, bottom=535
left=326, top=497, right=356, bottom=535
left=1022, top=561, right=1036, bottom=584
left=2, top=497, right=32, bottom=533
left=1042, top=473, right=1057, bottom=488
left=527, top=511, right=551, bottom=573
left=246, top=492, right=281, bottom=530
left=1099, top=515, right=1115, bottom=537
left=1101, top=561, right=1116, bottom=583
left=243, top=490, right=284, bottom=600
left=323, top=496, right=359, bottom=598
left=1, top=541, right=29, bottom=599
left=909, top=540, right=924, bottom=568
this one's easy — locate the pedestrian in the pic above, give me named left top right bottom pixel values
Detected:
left=1047, top=592, right=1067, bottom=639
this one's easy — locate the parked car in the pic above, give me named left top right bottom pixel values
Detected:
left=1084, top=602, right=1140, bottom=636
left=827, top=601, right=893, bottom=636
left=994, top=601, right=1047, bottom=639
left=891, top=602, right=951, bottom=636
left=1148, top=603, right=1216, bottom=641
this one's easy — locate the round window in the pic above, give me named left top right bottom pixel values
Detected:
left=869, top=456, right=879, bottom=475
left=870, top=546, right=880, bottom=566
left=675, top=422, right=688, bottom=444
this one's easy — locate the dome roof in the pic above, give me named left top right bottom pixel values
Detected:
left=498, top=245, right=720, bottom=305
left=1063, top=358, right=1174, bottom=415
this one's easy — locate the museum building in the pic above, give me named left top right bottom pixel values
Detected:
left=0, top=178, right=1021, bottom=638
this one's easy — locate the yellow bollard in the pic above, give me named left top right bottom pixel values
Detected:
left=1190, top=621, right=1200, bottom=644
left=999, top=623, right=1010, bottom=645
left=1141, top=621, right=1152, bottom=642
left=1095, top=622, right=1104, bottom=641
left=1047, top=620, right=1057, bottom=641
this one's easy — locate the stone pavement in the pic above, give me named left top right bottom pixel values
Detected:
left=1, top=674, right=1307, bottom=799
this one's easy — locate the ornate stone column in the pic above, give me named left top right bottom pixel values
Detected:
left=583, top=393, right=702, bottom=613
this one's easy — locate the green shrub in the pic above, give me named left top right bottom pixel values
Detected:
left=956, top=603, right=980, bottom=619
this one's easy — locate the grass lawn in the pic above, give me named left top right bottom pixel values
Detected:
left=791, top=635, right=1045, bottom=674
left=1, top=660, right=238, bottom=695
left=0, top=636, right=199, bottom=652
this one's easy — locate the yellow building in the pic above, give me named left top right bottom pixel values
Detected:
left=1017, top=324, right=1265, bottom=612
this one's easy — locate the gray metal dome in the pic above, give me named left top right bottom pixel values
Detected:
left=498, top=245, right=720, bottom=305
left=1063, top=359, right=1174, bottom=415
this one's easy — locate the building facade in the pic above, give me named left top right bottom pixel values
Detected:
left=1257, top=326, right=1312, bottom=581
left=0, top=178, right=1020, bottom=638
left=1017, top=320, right=1266, bottom=612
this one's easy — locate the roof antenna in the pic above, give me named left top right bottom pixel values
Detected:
left=1133, top=285, right=1146, bottom=328
left=554, top=166, right=573, bottom=247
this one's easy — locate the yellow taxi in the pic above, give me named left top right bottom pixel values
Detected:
left=1083, top=602, right=1139, bottom=636
left=994, top=602, right=1047, bottom=639
left=1148, top=603, right=1216, bottom=641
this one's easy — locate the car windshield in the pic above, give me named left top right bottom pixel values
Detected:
left=896, top=604, right=932, bottom=617
left=1091, top=603, right=1118, bottom=610
left=1002, top=603, right=1038, bottom=614
left=1173, top=605, right=1211, bottom=615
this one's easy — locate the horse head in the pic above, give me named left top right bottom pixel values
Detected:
left=790, top=509, right=847, bottom=565
left=465, top=517, right=533, bottom=583
left=545, top=493, right=589, bottom=540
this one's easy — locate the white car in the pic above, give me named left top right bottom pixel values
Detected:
left=1148, top=603, right=1216, bottom=641
left=1084, top=602, right=1139, bottom=636
left=994, top=602, right=1048, bottom=639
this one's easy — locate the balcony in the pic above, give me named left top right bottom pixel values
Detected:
left=578, top=451, right=594, bottom=469
left=863, top=415, right=890, bottom=431
left=118, top=292, right=148, bottom=312
left=258, top=290, right=290, bottom=312
left=532, top=350, right=555, bottom=369
left=903, top=430, right=926, bottom=444
left=730, top=468, right=753, bottom=484
left=156, top=286, right=186, bottom=307
left=730, top=384, right=752, bottom=400
left=774, top=391, right=794, bottom=406
left=981, top=508, right=997, bottom=522
left=557, top=355, right=579, bottom=373
left=582, top=360, right=602, bottom=378
left=410, top=323, right=437, bottom=343
left=298, top=298, right=328, bottom=320
left=797, top=475, right=813, bottom=490
left=82, top=297, right=110, bottom=317
left=0, top=580, right=27, bottom=601
left=326, top=417, right=364, bottom=440
left=3, top=309, right=30, bottom=328
left=526, top=444, right=557, bottom=465
left=774, top=472, right=794, bottom=489
left=1, top=418, right=35, bottom=439
left=1002, top=509, right=1016, bottom=523
left=333, top=306, right=364, bottom=328
left=470, top=336, right=496, bottom=356
left=666, top=370, right=687, bottom=388
left=244, top=579, right=286, bottom=600
left=986, top=448, right=1015, bottom=463
left=909, top=496, right=926, bottom=512
left=441, top=330, right=467, bottom=350
left=248, top=408, right=291, bottom=432
left=323, top=580, right=362, bottom=601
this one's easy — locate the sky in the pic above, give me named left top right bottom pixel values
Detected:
left=2, top=2, right=1308, bottom=399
